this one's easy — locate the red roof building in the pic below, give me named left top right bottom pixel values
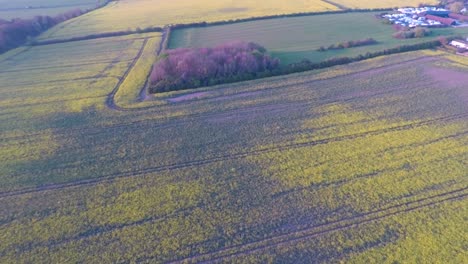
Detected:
left=426, top=15, right=457, bottom=25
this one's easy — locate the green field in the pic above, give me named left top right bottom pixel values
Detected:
left=170, top=12, right=468, bottom=64
left=1, top=42, right=467, bottom=261
left=0, top=0, right=101, bottom=19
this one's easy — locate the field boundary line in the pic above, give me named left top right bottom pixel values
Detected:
left=0, top=46, right=34, bottom=63
left=105, top=38, right=149, bottom=110
left=33, top=29, right=164, bottom=46
left=0, top=59, right=134, bottom=74
left=321, top=0, right=348, bottom=10
left=113, top=51, right=443, bottom=112
left=137, top=27, right=170, bottom=102
left=0, top=112, right=466, bottom=198
left=165, top=188, right=467, bottom=263
left=31, top=9, right=392, bottom=46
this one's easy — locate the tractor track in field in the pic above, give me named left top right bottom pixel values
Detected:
left=0, top=47, right=32, bottom=63
left=0, top=41, right=144, bottom=111
left=0, top=80, right=448, bottom=158
left=0, top=111, right=467, bottom=199
left=116, top=52, right=440, bottom=112
left=321, top=0, right=349, bottom=10
left=105, top=38, right=149, bottom=110
left=272, top=147, right=468, bottom=200
left=0, top=55, right=439, bottom=142
left=0, top=43, right=441, bottom=118
left=0, top=76, right=106, bottom=90
left=0, top=89, right=397, bottom=142
left=0, top=56, right=445, bottom=143
left=105, top=29, right=167, bottom=110
left=0, top=203, right=203, bottom=256
left=0, top=58, right=134, bottom=74
left=3, top=185, right=464, bottom=258
left=164, top=187, right=467, bottom=264
left=0, top=95, right=110, bottom=111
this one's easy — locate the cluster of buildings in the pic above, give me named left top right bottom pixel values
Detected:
left=382, top=6, right=467, bottom=28
left=397, top=7, right=449, bottom=16
left=383, top=13, right=444, bottom=27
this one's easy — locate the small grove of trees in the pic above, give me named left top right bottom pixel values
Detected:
left=149, top=42, right=280, bottom=93
left=448, top=1, right=466, bottom=14
left=392, top=25, right=431, bottom=39
left=441, top=0, right=467, bottom=15
left=150, top=39, right=447, bottom=93
left=286, top=40, right=443, bottom=74
left=0, top=9, right=86, bottom=54
left=317, top=38, right=378, bottom=51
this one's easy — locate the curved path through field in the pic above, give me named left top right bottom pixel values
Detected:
left=105, top=38, right=149, bottom=110
left=105, top=49, right=442, bottom=112
left=105, top=28, right=168, bottom=110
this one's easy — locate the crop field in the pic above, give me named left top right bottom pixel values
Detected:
left=0, top=32, right=162, bottom=174
left=0, top=41, right=467, bottom=263
left=0, top=0, right=99, bottom=19
left=37, top=0, right=342, bottom=41
left=169, top=12, right=468, bottom=64
left=35, top=0, right=442, bottom=41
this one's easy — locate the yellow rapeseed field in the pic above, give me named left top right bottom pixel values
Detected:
left=40, top=0, right=338, bottom=40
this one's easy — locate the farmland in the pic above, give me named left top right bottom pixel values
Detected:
left=169, top=12, right=468, bottom=64
left=0, top=0, right=102, bottom=19
left=37, top=0, right=341, bottom=41
left=1, top=0, right=468, bottom=262
left=0, top=45, right=467, bottom=261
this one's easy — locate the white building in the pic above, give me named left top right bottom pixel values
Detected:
left=450, top=40, right=468, bottom=49
left=397, top=7, right=448, bottom=15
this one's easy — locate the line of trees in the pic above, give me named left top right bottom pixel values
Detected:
left=0, top=9, right=86, bottom=54
left=285, top=40, right=442, bottom=74
left=317, top=38, right=378, bottom=51
left=169, top=8, right=394, bottom=30
left=0, top=1, right=111, bottom=54
left=149, top=42, right=280, bottom=93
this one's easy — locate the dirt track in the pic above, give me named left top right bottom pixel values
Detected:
left=105, top=38, right=149, bottom=110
